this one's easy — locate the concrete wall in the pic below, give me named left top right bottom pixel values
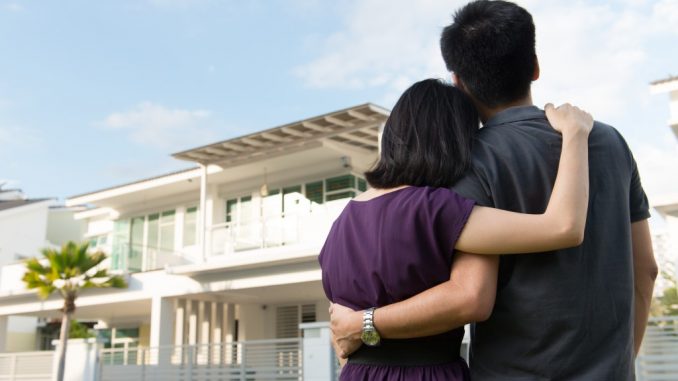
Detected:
left=0, top=201, right=52, bottom=265
left=4, top=316, right=37, bottom=352
left=46, top=208, right=87, bottom=247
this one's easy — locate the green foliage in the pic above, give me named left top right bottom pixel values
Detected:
left=652, top=267, right=678, bottom=317
left=69, top=320, right=94, bottom=339
left=21, top=241, right=128, bottom=305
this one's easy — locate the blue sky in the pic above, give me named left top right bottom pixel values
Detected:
left=1, top=0, right=677, bottom=212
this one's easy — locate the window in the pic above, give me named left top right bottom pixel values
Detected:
left=305, top=181, right=323, bottom=205
left=276, top=304, right=317, bottom=338
left=225, top=195, right=255, bottom=224
left=358, top=178, right=368, bottom=192
left=226, top=199, right=237, bottom=223
left=183, top=207, right=198, bottom=246
left=159, top=210, right=176, bottom=253
left=88, top=235, right=108, bottom=250
left=326, top=191, right=356, bottom=201
left=325, top=175, right=355, bottom=192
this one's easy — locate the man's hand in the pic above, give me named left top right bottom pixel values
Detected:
left=329, top=303, right=363, bottom=358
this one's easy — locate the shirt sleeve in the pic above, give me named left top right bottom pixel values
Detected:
left=452, top=164, right=494, bottom=207
left=629, top=153, right=651, bottom=222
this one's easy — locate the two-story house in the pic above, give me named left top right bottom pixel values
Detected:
left=0, top=188, right=86, bottom=352
left=0, top=103, right=388, bottom=377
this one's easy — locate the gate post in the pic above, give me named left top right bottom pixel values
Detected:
left=300, top=322, right=335, bottom=381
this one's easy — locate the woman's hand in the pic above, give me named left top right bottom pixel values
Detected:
left=545, top=103, right=594, bottom=137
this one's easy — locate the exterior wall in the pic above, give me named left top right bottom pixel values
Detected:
left=45, top=208, right=87, bottom=247
left=6, top=316, right=38, bottom=352
left=237, top=304, right=267, bottom=341
left=138, top=323, right=151, bottom=348
left=0, top=201, right=51, bottom=265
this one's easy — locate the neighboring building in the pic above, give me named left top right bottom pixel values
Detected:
left=650, top=76, right=678, bottom=285
left=0, top=104, right=388, bottom=366
left=0, top=187, right=86, bottom=352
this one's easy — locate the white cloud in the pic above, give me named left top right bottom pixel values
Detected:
left=636, top=141, right=678, bottom=201
left=295, top=0, right=678, bottom=197
left=294, top=0, right=459, bottom=103
left=146, top=0, right=210, bottom=9
left=0, top=125, right=40, bottom=148
left=295, top=0, right=677, bottom=115
left=101, top=102, right=218, bottom=151
left=2, top=3, right=24, bottom=12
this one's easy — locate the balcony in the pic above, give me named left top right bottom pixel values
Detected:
left=209, top=198, right=349, bottom=256
left=103, top=198, right=350, bottom=274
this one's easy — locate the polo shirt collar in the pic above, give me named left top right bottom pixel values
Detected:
left=483, top=105, right=546, bottom=128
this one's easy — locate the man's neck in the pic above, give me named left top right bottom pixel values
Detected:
left=475, top=94, right=534, bottom=123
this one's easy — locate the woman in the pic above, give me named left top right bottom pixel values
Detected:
left=318, top=79, right=593, bottom=380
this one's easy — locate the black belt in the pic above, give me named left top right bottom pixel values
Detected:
left=347, top=337, right=463, bottom=367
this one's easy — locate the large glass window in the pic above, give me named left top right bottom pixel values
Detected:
left=305, top=181, right=323, bottom=205
left=183, top=207, right=198, bottom=246
left=129, top=217, right=145, bottom=272
left=112, top=208, right=176, bottom=273
left=159, top=210, right=176, bottom=253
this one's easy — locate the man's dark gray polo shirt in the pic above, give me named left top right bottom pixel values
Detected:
left=452, top=106, right=650, bottom=380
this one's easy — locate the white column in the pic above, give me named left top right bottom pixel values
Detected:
left=187, top=300, right=198, bottom=346
left=150, top=296, right=174, bottom=365
left=199, top=164, right=208, bottom=262
left=224, top=303, right=236, bottom=364
left=174, top=299, right=185, bottom=346
left=211, top=302, right=223, bottom=364
left=225, top=303, right=236, bottom=343
left=199, top=301, right=211, bottom=362
left=0, top=315, right=7, bottom=352
left=205, top=185, right=220, bottom=260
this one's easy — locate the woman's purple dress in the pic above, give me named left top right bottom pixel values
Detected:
left=319, top=186, right=475, bottom=381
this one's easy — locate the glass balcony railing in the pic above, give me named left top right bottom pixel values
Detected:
left=210, top=198, right=350, bottom=256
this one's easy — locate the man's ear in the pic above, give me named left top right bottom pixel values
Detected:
left=532, top=55, right=540, bottom=81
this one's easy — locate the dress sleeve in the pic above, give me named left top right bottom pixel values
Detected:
left=430, top=188, right=476, bottom=256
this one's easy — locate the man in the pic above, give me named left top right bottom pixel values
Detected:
left=329, top=1, right=658, bottom=379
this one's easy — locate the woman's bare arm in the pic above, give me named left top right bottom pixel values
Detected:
left=455, top=103, right=593, bottom=255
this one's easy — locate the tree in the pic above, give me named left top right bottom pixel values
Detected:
left=22, top=241, right=127, bottom=381
left=651, top=263, right=678, bottom=317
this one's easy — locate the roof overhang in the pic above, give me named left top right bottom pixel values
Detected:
left=172, top=103, right=388, bottom=166
left=653, top=194, right=678, bottom=216
left=66, top=103, right=389, bottom=207
left=650, top=76, right=678, bottom=94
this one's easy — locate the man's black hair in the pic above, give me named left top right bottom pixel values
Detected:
left=365, top=79, right=478, bottom=189
left=441, top=0, right=536, bottom=108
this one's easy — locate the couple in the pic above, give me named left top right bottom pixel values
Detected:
left=318, top=1, right=657, bottom=380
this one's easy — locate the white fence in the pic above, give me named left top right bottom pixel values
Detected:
left=636, top=317, right=678, bottom=381
left=0, top=351, right=54, bottom=381
left=100, top=338, right=302, bottom=381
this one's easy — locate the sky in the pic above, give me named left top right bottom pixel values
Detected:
left=1, top=0, right=677, bottom=219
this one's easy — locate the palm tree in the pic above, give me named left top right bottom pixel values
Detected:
left=21, top=241, right=127, bottom=381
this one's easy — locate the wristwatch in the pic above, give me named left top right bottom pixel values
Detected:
left=361, top=307, right=381, bottom=346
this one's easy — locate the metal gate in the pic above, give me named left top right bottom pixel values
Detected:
left=0, top=351, right=54, bottom=381
left=636, top=317, right=678, bottom=381
left=100, top=338, right=301, bottom=381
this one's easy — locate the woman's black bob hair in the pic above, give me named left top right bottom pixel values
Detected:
left=365, top=79, right=479, bottom=189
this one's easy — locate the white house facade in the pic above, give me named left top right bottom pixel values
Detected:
left=0, top=103, right=388, bottom=378
left=0, top=188, right=86, bottom=352
left=650, top=76, right=678, bottom=280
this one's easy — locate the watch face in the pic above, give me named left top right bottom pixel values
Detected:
left=361, top=329, right=381, bottom=346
